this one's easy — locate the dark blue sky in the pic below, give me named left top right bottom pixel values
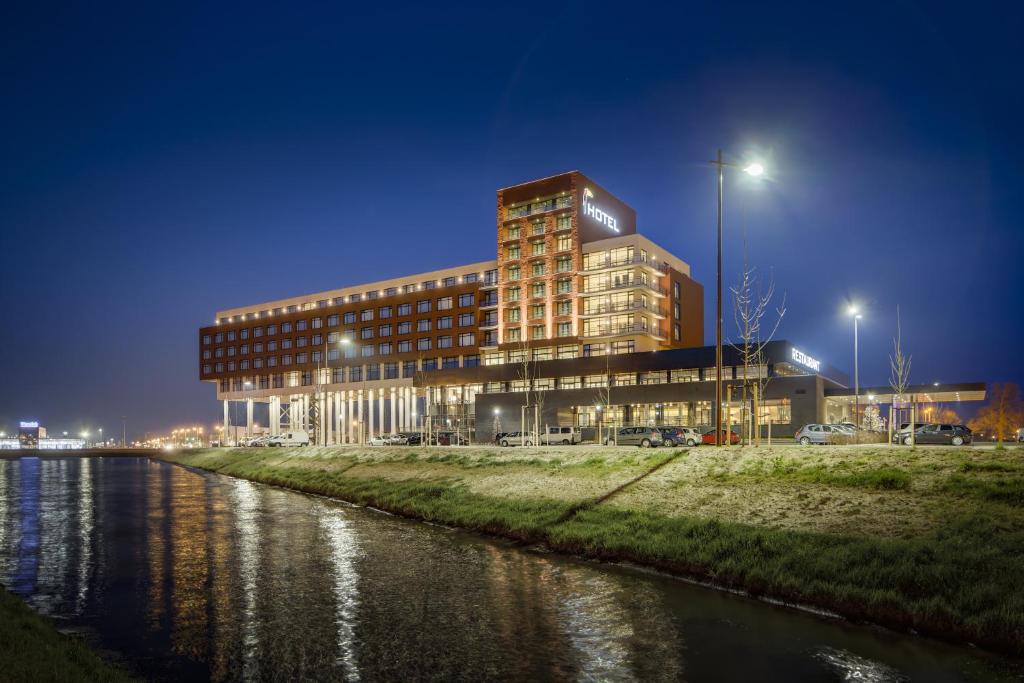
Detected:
left=1, top=2, right=1021, bottom=439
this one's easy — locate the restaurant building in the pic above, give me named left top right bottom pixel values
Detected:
left=198, top=171, right=983, bottom=444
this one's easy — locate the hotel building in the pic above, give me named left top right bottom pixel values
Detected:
left=198, top=171, right=983, bottom=443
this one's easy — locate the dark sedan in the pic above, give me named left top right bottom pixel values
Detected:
left=899, top=423, right=972, bottom=446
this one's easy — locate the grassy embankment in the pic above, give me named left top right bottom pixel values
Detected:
left=0, top=587, right=135, bottom=682
left=161, top=443, right=1024, bottom=656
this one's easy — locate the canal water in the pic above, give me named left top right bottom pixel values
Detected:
left=0, top=456, right=1019, bottom=682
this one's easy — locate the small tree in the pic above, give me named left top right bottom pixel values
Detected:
left=969, top=382, right=1024, bottom=446
left=730, top=263, right=786, bottom=445
left=513, top=337, right=536, bottom=442
left=594, top=347, right=614, bottom=444
left=888, top=305, right=913, bottom=443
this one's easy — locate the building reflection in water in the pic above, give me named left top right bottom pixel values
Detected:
left=12, top=458, right=40, bottom=597
left=314, top=501, right=362, bottom=681
left=76, top=457, right=93, bottom=613
left=228, top=478, right=262, bottom=680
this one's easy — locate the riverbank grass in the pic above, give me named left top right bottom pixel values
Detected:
left=0, top=587, right=135, bottom=682
left=161, top=444, right=1024, bottom=656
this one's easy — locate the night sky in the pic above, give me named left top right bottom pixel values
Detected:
left=1, top=2, right=1021, bottom=439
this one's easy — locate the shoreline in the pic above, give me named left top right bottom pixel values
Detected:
left=156, top=444, right=1024, bottom=659
left=0, top=586, right=135, bottom=682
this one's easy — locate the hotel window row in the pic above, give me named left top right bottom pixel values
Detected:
left=215, top=270, right=498, bottom=324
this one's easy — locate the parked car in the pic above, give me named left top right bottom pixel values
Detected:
left=604, top=427, right=663, bottom=447
left=367, top=435, right=391, bottom=446
left=1018, top=427, right=1024, bottom=443
left=701, top=429, right=740, bottom=445
left=266, top=430, right=310, bottom=447
left=432, top=432, right=468, bottom=446
left=898, top=423, right=972, bottom=446
left=401, top=432, right=422, bottom=446
left=891, top=422, right=929, bottom=444
left=540, top=426, right=582, bottom=445
left=498, top=431, right=532, bottom=446
left=658, top=427, right=701, bottom=447
left=241, top=435, right=270, bottom=447
left=794, top=424, right=845, bottom=445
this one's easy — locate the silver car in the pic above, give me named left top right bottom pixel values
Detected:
left=794, top=424, right=843, bottom=445
left=604, top=427, right=663, bottom=447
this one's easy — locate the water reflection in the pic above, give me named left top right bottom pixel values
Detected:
left=0, top=457, right=1018, bottom=682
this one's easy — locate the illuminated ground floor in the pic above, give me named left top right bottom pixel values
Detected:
left=215, top=340, right=985, bottom=445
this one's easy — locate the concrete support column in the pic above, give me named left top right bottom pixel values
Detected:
left=356, top=390, right=364, bottom=443
left=347, top=391, right=355, bottom=444
left=368, top=390, right=375, bottom=439
left=397, top=387, right=404, bottom=433
left=269, top=396, right=280, bottom=436
left=408, top=388, right=415, bottom=430
left=344, top=391, right=350, bottom=443
left=246, top=398, right=254, bottom=438
left=390, top=387, right=397, bottom=435
left=333, top=392, right=341, bottom=445
left=223, top=400, right=230, bottom=446
left=378, top=390, right=385, bottom=437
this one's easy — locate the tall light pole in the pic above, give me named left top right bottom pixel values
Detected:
left=848, top=306, right=862, bottom=434
left=710, top=151, right=764, bottom=446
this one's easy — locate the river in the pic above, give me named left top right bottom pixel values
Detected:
left=0, top=456, right=1018, bottom=681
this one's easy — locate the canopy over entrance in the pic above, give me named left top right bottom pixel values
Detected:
left=825, top=382, right=986, bottom=406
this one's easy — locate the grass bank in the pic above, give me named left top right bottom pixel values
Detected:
left=0, top=587, right=135, bottom=682
left=160, top=444, right=1024, bottom=657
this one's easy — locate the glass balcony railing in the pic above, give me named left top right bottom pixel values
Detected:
left=580, top=280, right=667, bottom=296
left=579, top=301, right=666, bottom=316
left=505, top=196, right=573, bottom=220
left=581, top=323, right=664, bottom=338
left=581, top=255, right=667, bottom=273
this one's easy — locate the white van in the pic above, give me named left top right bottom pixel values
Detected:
left=266, top=430, right=310, bottom=447
left=540, top=426, right=581, bottom=445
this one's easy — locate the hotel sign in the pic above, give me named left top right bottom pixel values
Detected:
left=582, top=187, right=619, bottom=233
left=790, top=347, right=821, bottom=372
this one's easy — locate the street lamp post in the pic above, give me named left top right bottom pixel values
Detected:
left=710, top=151, right=764, bottom=446
left=848, top=307, right=862, bottom=436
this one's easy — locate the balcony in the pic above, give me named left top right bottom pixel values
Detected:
left=579, top=280, right=667, bottom=296
left=480, top=295, right=499, bottom=308
left=579, top=301, right=666, bottom=317
left=504, top=196, right=572, bottom=221
left=581, top=323, right=665, bottom=339
left=581, top=255, right=667, bottom=275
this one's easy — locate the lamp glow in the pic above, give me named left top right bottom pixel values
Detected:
left=743, top=162, right=764, bottom=177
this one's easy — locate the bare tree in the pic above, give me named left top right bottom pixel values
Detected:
left=889, top=305, right=913, bottom=444
left=730, top=263, right=786, bottom=445
left=593, top=346, right=614, bottom=444
left=513, top=337, right=537, bottom=443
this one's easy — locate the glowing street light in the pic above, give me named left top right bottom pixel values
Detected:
left=848, top=306, right=863, bottom=437
left=710, top=150, right=767, bottom=446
